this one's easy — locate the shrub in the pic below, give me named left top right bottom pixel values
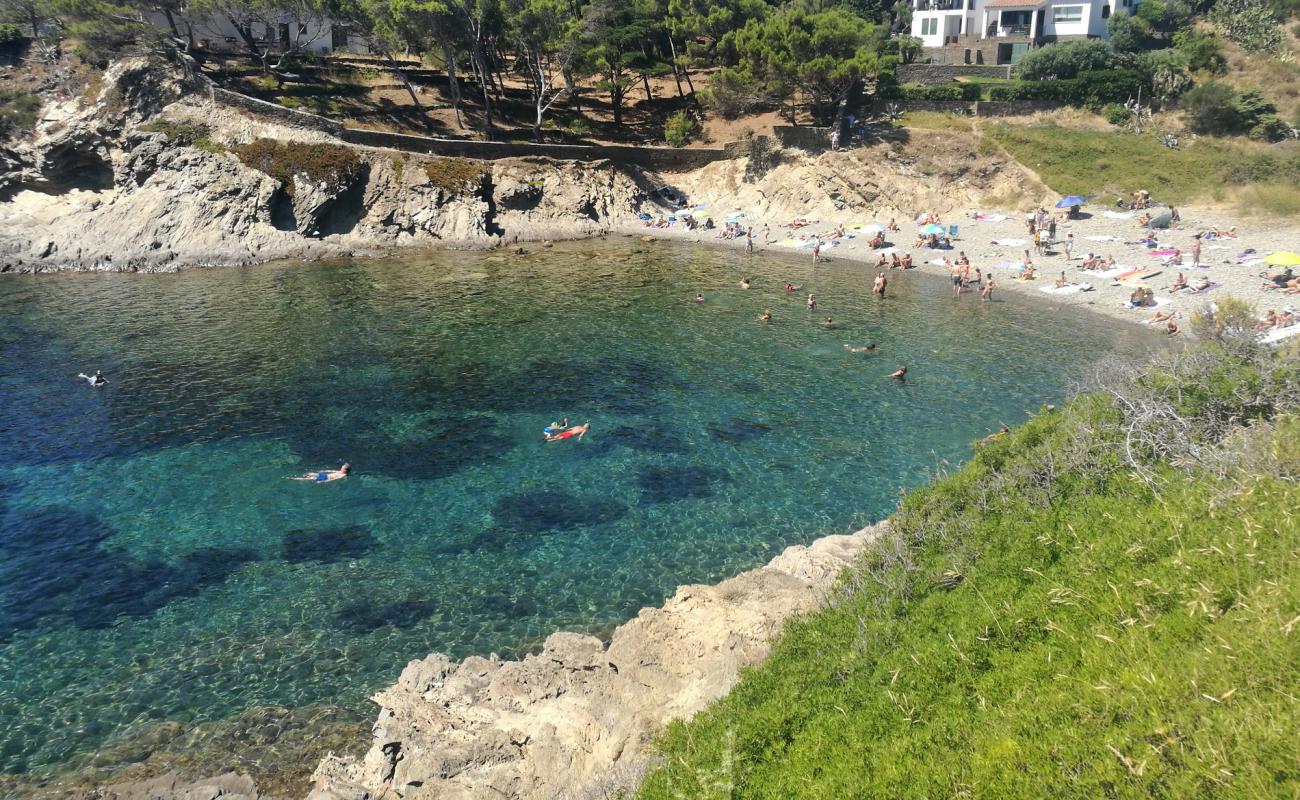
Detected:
left=1249, top=114, right=1292, bottom=141
left=137, top=121, right=225, bottom=153
left=1107, top=13, right=1151, bottom=53
left=663, top=109, right=700, bottom=147
left=702, top=66, right=767, bottom=119
left=986, top=69, right=1140, bottom=108
left=1134, top=0, right=1192, bottom=35
left=1172, top=28, right=1227, bottom=74
left=1181, top=80, right=1246, bottom=133
left=1210, top=0, right=1282, bottom=53
left=1016, top=39, right=1117, bottom=80
left=899, top=82, right=980, bottom=101
left=233, top=139, right=362, bottom=197
left=0, top=88, right=42, bottom=140
left=421, top=156, right=485, bottom=193
left=1102, top=102, right=1130, bottom=125
left=0, top=22, right=26, bottom=44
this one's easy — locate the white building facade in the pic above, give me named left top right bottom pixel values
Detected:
left=144, top=11, right=370, bottom=56
left=910, top=0, right=1138, bottom=64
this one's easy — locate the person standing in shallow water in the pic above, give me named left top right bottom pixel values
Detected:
left=806, top=293, right=816, bottom=311
left=873, top=271, right=887, bottom=297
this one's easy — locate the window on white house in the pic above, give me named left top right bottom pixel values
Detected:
left=922, top=17, right=938, bottom=34
left=1101, top=4, right=1110, bottom=16
left=1052, top=4, right=1083, bottom=22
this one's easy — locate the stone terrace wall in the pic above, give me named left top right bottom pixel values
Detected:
left=898, top=63, right=1013, bottom=84
left=773, top=125, right=831, bottom=152
left=338, top=128, right=728, bottom=172
left=870, top=98, right=1062, bottom=116
left=209, top=87, right=344, bottom=135
left=209, top=86, right=730, bottom=171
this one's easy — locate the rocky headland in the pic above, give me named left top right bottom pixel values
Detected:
left=305, top=523, right=886, bottom=800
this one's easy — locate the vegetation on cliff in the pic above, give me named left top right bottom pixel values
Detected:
left=232, top=138, right=362, bottom=196
left=638, top=335, right=1300, bottom=798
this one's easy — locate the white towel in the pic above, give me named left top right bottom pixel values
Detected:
left=1040, top=284, right=1084, bottom=295
left=975, top=213, right=1008, bottom=222
left=1091, top=267, right=1128, bottom=279
left=928, top=258, right=948, bottom=266
left=1084, top=235, right=1120, bottom=242
left=1103, top=211, right=1134, bottom=219
left=992, top=238, right=1026, bottom=246
left=1125, top=297, right=1171, bottom=310
left=1260, top=325, right=1300, bottom=345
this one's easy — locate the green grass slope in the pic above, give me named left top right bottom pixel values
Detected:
left=638, top=340, right=1300, bottom=799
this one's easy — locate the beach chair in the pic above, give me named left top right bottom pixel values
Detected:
left=948, top=224, right=960, bottom=239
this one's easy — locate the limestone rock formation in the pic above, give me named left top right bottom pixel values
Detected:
left=308, top=523, right=886, bottom=800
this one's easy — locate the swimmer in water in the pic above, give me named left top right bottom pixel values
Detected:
left=77, top=370, right=107, bottom=386
left=290, top=463, right=351, bottom=482
left=543, top=417, right=570, bottom=438
left=886, top=366, right=907, bottom=380
left=844, top=343, right=876, bottom=353
left=873, top=271, right=887, bottom=297
left=545, top=422, right=590, bottom=442
left=694, top=293, right=705, bottom=302
left=739, top=278, right=751, bottom=289
left=806, top=293, right=816, bottom=310
left=822, top=317, right=834, bottom=328
left=757, top=309, right=772, bottom=323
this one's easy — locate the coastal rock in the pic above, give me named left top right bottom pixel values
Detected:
left=90, top=770, right=261, bottom=800
left=309, top=523, right=887, bottom=800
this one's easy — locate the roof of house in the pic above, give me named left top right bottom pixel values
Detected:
left=984, top=0, right=1045, bottom=7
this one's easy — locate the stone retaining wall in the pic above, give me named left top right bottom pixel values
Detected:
left=210, top=86, right=734, bottom=171
left=209, top=87, right=344, bottom=135
left=872, top=98, right=1062, bottom=117
left=898, top=63, right=1013, bottom=84
left=773, top=125, right=831, bottom=152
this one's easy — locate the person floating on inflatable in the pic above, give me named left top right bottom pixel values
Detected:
left=545, top=422, right=590, bottom=442
left=290, top=463, right=351, bottom=483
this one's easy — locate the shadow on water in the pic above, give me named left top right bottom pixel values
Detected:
left=636, top=464, right=730, bottom=504
left=334, top=596, right=437, bottom=632
left=490, top=487, right=628, bottom=535
left=286, top=413, right=514, bottom=481
left=706, top=417, right=773, bottom=443
left=282, top=525, right=377, bottom=564
left=0, top=506, right=256, bottom=634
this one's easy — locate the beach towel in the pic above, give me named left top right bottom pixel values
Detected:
left=1083, top=235, right=1121, bottom=242
left=992, top=238, right=1026, bottom=246
left=928, top=258, right=948, bottom=267
left=1092, top=266, right=1130, bottom=279
left=1149, top=249, right=1180, bottom=256
left=1040, top=284, right=1085, bottom=295
left=974, top=213, right=1008, bottom=222
left=1238, top=258, right=1266, bottom=267
left=1184, top=282, right=1221, bottom=295
left=1120, top=269, right=1163, bottom=282
left=993, top=261, right=1027, bottom=270
left=1103, top=211, right=1134, bottom=219
left=1261, top=325, right=1300, bottom=345
left=1125, top=297, right=1172, bottom=310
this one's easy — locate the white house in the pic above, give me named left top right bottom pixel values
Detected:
left=910, top=0, right=1138, bottom=64
left=144, top=11, right=370, bottom=56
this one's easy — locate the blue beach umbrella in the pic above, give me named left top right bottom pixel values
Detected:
left=921, top=223, right=946, bottom=235
left=1056, top=195, right=1086, bottom=208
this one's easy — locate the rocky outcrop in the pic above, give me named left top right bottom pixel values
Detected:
left=0, top=65, right=650, bottom=273
left=90, top=771, right=261, bottom=800
left=307, top=523, right=886, bottom=800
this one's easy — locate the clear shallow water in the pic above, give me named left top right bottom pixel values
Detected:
left=0, top=239, right=1157, bottom=781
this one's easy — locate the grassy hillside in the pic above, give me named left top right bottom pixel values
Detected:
left=986, top=123, right=1300, bottom=213
left=637, top=336, right=1300, bottom=799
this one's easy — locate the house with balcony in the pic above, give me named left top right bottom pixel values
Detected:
left=910, top=0, right=1139, bottom=65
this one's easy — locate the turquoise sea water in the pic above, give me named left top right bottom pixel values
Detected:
left=0, top=239, right=1158, bottom=784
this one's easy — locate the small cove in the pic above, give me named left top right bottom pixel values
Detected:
left=0, top=238, right=1160, bottom=787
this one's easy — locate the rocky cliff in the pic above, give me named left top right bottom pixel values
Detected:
left=305, top=523, right=886, bottom=800
left=0, top=58, right=649, bottom=273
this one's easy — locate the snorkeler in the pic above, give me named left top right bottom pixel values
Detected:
left=844, top=343, right=876, bottom=353
left=290, top=463, right=351, bottom=483
left=546, top=422, right=590, bottom=442
left=77, top=370, right=107, bottom=386
left=543, top=417, right=570, bottom=438
left=886, top=366, right=907, bottom=380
